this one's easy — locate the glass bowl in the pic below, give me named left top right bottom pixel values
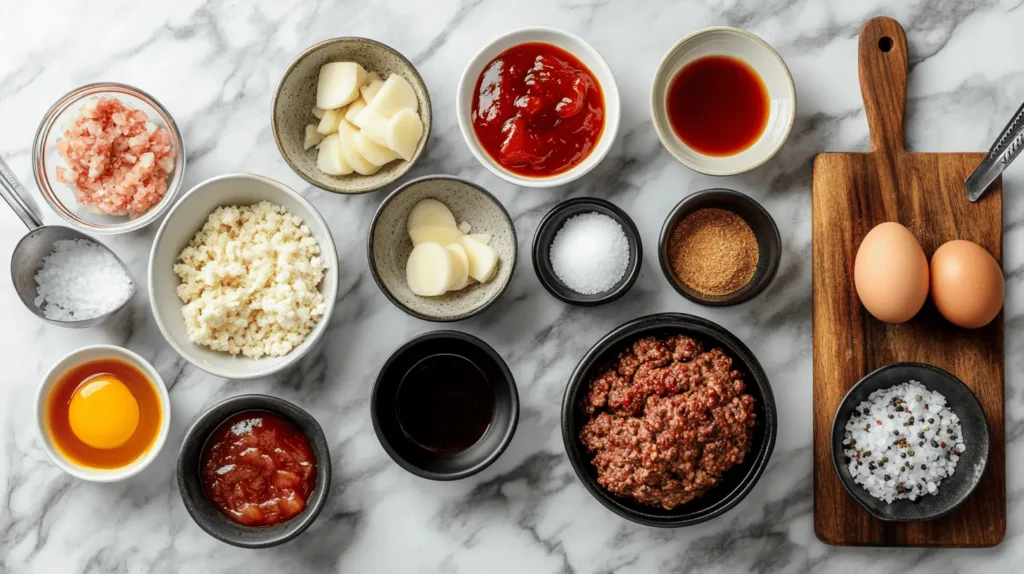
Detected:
left=32, top=82, right=186, bottom=234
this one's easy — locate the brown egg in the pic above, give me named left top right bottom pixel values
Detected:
left=930, top=240, right=1004, bottom=328
left=854, top=222, right=929, bottom=323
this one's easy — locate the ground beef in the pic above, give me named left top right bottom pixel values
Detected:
left=579, top=335, right=756, bottom=510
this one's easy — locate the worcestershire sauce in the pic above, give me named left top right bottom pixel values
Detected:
left=396, top=354, right=495, bottom=454
left=666, top=55, right=769, bottom=156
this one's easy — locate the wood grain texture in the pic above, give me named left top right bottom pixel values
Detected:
left=812, top=16, right=1005, bottom=547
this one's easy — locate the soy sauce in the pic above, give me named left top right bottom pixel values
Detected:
left=395, top=354, right=495, bottom=454
left=666, top=55, right=769, bottom=156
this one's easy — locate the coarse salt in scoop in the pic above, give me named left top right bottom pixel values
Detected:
left=34, top=238, right=134, bottom=321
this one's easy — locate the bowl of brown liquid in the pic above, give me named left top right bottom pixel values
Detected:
left=371, top=331, right=519, bottom=480
left=650, top=27, right=796, bottom=176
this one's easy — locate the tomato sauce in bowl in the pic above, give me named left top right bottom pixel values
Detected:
left=200, top=411, right=317, bottom=527
left=471, top=42, right=605, bottom=177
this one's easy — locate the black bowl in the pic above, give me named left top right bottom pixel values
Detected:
left=658, top=189, right=780, bottom=306
left=176, top=395, right=332, bottom=548
left=532, top=197, right=642, bottom=306
left=562, top=313, right=777, bottom=527
left=830, top=362, right=990, bottom=522
left=372, top=331, right=519, bottom=480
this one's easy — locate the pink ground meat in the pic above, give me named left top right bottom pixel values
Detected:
left=56, top=96, right=175, bottom=218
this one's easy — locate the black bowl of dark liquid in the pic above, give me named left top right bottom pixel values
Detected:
left=371, top=331, right=519, bottom=480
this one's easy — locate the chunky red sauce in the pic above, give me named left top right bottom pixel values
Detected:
left=200, top=411, right=317, bottom=527
left=471, top=42, right=604, bottom=177
left=666, top=55, right=769, bottom=156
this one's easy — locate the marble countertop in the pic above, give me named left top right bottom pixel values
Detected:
left=2, top=0, right=1023, bottom=572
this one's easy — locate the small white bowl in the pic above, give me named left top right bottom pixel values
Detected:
left=456, top=27, right=620, bottom=188
left=35, top=345, right=171, bottom=482
left=651, top=27, right=796, bottom=176
left=148, top=174, right=339, bottom=380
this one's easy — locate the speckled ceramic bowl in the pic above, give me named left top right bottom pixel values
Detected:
left=367, top=175, right=517, bottom=322
left=272, top=37, right=432, bottom=194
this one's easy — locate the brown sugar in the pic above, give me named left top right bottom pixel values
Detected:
left=667, top=208, right=758, bottom=296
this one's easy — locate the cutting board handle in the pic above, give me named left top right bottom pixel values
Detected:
left=859, top=16, right=908, bottom=154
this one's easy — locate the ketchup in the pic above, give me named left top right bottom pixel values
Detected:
left=471, top=42, right=605, bottom=177
left=200, top=411, right=317, bottom=527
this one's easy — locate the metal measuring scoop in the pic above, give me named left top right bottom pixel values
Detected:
left=1, top=156, right=136, bottom=328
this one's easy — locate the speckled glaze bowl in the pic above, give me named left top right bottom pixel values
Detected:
left=177, top=394, right=331, bottom=548
left=272, top=37, right=432, bottom=194
left=367, top=175, right=517, bottom=322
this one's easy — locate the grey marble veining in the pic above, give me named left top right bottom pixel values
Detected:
left=1, top=0, right=1023, bottom=572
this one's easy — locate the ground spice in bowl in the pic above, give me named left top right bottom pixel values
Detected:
left=667, top=208, right=758, bottom=296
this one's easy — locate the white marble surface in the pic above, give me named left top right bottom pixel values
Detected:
left=1, top=0, right=1023, bottom=572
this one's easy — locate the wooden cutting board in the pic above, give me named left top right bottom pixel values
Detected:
left=812, top=16, right=1005, bottom=547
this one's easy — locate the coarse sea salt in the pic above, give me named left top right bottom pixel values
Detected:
left=34, top=239, right=133, bottom=321
left=549, top=212, right=630, bottom=295
left=843, top=381, right=964, bottom=503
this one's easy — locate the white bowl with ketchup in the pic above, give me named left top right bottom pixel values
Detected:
left=457, top=27, right=620, bottom=188
left=651, top=27, right=796, bottom=176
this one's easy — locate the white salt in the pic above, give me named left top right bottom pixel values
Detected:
left=549, top=212, right=630, bottom=295
left=34, top=239, right=133, bottom=321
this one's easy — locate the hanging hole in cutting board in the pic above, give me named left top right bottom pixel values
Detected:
left=878, top=37, right=894, bottom=52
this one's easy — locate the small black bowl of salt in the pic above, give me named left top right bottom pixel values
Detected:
left=532, top=197, right=642, bottom=306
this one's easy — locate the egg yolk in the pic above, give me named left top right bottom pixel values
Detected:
left=68, top=376, right=140, bottom=449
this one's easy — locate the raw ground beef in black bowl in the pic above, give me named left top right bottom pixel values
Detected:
left=561, top=312, right=777, bottom=527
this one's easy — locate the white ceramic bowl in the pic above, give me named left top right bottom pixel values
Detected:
left=651, top=27, right=796, bottom=176
left=148, top=174, right=339, bottom=380
left=456, top=27, right=620, bottom=188
left=35, top=345, right=171, bottom=482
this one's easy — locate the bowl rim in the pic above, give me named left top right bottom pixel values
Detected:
left=531, top=196, right=642, bottom=306
left=657, top=188, right=781, bottom=307
left=366, top=174, right=518, bottom=322
left=147, top=172, right=339, bottom=379
left=270, top=36, right=432, bottom=195
left=34, top=344, right=172, bottom=482
left=31, top=81, right=187, bottom=234
left=649, top=26, right=796, bottom=176
left=828, top=361, right=991, bottom=522
left=455, top=26, right=621, bottom=188
left=561, top=312, right=777, bottom=527
left=370, top=330, right=520, bottom=480
left=175, top=393, right=332, bottom=548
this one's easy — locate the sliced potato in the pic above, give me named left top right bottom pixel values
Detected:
left=336, top=119, right=380, bottom=176
left=360, top=74, right=385, bottom=103
left=352, top=108, right=391, bottom=148
left=459, top=235, right=499, bottom=283
left=303, top=124, right=324, bottom=150
left=316, top=62, right=367, bottom=109
left=410, top=225, right=463, bottom=247
left=312, top=106, right=326, bottom=119
left=316, top=107, right=344, bottom=135
left=363, top=74, right=418, bottom=118
left=316, top=133, right=352, bottom=175
left=466, top=233, right=491, bottom=245
left=344, top=99, right=366, bottom=124
left=446, top=243, right=471, bottom=290
left=386, top=108, right=424, bottom=161
left=407, top=242, right=453, bottom=296
left=354, top=131, right=399, bottom=166
left=407, top=198, right=457, bottom=233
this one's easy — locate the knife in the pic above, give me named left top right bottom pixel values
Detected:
left=966, top=100, right=1024, bottom=202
